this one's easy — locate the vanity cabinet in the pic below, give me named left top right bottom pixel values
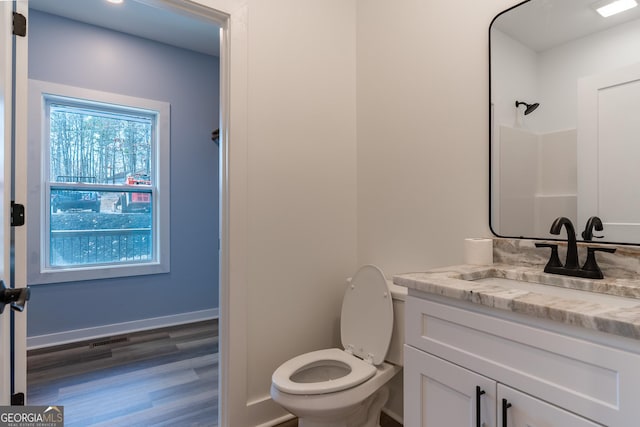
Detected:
left=405, top=347, right=600, bottom=426
left=497, top=384, right=601, bottom=427
left=405, top=346, right=497, bottom=426
left=404, top=292, right=640, bottom=426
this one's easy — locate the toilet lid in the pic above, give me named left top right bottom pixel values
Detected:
left=341, top=265, right=393, bottom=365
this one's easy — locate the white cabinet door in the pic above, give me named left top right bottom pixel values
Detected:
left=405, top=345, right=497, bottom=427
left=498, top=384, right=603, bottom=427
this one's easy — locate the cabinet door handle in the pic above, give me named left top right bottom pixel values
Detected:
left=502, top=398, right=512, bottom=427
left=475, top=386, right=486, bottom=427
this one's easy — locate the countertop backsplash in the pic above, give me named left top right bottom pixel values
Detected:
left=494, top=238, right=640, bottom=280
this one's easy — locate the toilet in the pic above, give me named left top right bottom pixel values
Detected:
left=270, top=265, right=406, bottom=427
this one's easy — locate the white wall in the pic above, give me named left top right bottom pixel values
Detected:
left=198, top=0, right=359, bottom=425
left=491, top=29, right=538, bottom=131
left=245, top=0, right=357, bottom=411
left=356, top=0, right=514, bottom=276
left=538, top=18, right=640, bottom=133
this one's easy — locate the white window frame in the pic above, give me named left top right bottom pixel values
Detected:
left=27, top=79, right=170, bottom=284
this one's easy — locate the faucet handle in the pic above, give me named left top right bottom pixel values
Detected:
left=581, top=247, right=616, bottom=278
left=535, top=243, right=562, bottom=270
left=581, top=230, right=604, bottom=240
left=587, top=247, right=616, bottom=255
left=581, top=216, right=605, bottom=241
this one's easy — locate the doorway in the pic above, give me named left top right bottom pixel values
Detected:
left=16, top=0, right=223, bottom=424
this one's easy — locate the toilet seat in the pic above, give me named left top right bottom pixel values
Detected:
left=271, top=265, right=394, bottom=397
left=272, top=348, right=376, bottom=395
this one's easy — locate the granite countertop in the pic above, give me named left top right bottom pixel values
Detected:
left=393, top=263, right=640, bottom=340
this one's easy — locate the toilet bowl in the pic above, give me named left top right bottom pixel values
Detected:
left=270, top=265, right=406, bottom=427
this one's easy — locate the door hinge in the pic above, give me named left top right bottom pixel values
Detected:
left=12, top=12, right=26, bottom=37
left=11, top=202, right=25, bottom=227
left=11, top=393, right=25, bottom=406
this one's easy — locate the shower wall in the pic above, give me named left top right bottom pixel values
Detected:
left=535, top=129, right=577, bottom=236
left=498, top=126, right=576, bottom=237
left=490, top=29, right=538, bottom=233
left=497, top=125, right=537, bottom=237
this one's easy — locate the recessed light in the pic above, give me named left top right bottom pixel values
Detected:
left=592, top=0, right=638, bottom=17
left=106, top=0, right=124, bottom=4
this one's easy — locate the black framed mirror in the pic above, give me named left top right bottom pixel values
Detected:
left=490, top=0, right=640, bottom=244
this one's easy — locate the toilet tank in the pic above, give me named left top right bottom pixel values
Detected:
left=385, top=280, right=406, bottom=366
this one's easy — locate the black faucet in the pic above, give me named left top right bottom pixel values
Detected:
left=549, top=216, right=579, bottom=270
left=581, top=216, right=604, bottom=241
left=535, top=216, right=616, bottom=279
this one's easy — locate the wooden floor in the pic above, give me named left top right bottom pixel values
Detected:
left=27, top=320, right=219, bottom=427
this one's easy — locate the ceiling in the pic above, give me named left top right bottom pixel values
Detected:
left=29, top=0, right=220, bottom=57
left=493, top=0, right=640, bottom=51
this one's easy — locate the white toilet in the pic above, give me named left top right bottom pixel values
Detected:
left=270, top=265, right=406, bottom=427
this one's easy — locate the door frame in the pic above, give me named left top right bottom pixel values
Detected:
left=9, top=3, right=250, bottom=427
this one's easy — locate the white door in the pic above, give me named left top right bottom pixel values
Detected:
left=577, top=62, right=640, bottom=243
left=498, top=384, right=603, bottom=427
left=0, top=0, right=13, bottom=405
left=0, top=1, right=29, bottom=405
left=404, top=346, right=497, bottom=427
left=13, top=0, right=29, bottom=403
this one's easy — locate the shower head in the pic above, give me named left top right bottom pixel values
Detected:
left=515, top=101, right=540, bottom=115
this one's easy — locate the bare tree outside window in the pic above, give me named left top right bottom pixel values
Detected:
left=48, top=103, right=156, bottom=267
left=49, top=105, right=152, bottom=185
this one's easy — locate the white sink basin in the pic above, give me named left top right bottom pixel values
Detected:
left=473, top=277, right=640, bottom=309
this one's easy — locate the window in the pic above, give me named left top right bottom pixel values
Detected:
left=28, top=80, right=170, bottom=284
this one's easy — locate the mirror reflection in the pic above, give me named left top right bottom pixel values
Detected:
left=490, top=0, right=640, bottom=244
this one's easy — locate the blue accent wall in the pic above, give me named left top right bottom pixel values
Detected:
left=27, top=10, right=219, bottom=336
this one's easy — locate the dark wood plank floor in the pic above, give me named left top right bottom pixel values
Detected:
left=27, top=319, right=218, bottom=427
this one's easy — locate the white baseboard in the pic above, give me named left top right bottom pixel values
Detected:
left=255, top=414, right=295, bottom=427
left=27, top=308, right=219, bottom=350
